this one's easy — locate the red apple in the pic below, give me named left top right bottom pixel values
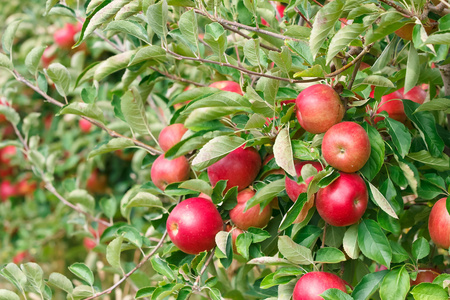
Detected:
left=261, top=154, right=285, bottom=179
left=86, top=169, right=108, bottom=195
left=293, top=271, right=347, bottom=300
left=410, top=268, right=440, bottom=285
left=53, top=23, right=79, bottom=50
left=316, top=172, right=368, bottom=227
left=16, top=178, right=37, bottom=197
left=84, top=220, right=109, bottom=250
left=151, top=154, right=190, bottom=191
left=229, top=189, right=272, bottom=230
left=359, top=62, right=371, bottom=70
left=79, top=118, right=92, bottom=133
left=166, top=197, right=224, bottom=254
left=369, top=89, right=405, bottom=124
left=322, top=122, right=371, bottom=173
left=398, top=86, right=427, bottom=105
left=158, top=124, right=188, bottom=152
left=285, top=161, right=323, bottom=202
left=296, top=84, right=345, bottom=134
left=428, top=197, right=450, bottom=249
left=0, top=145, right=17, bottom=165
left=229, top=226, right=244, bottom=254
left=209, top=81, right=243, bottom=95
left=207, top=146, right=261, bottom=192
left=41, top=47, right=56, bottom=68
left=0, top=180, right=17, bottom=202
left=12, top=251, right=31, bottom=264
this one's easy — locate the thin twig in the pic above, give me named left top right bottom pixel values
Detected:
left=347, top=58, right=362, bottom=91
left=378, top=0, right=414, bottom=18
left=325, top=43, right=374, bottom=78
left=193, top=249, right=215, bottom=290
left=149, top=66, right=207, bottom=87
left=310, top=0, right=323, bottom=7
left=294, top=8, right=312, bottom=28
left=84, top=231, right=168, bottom=300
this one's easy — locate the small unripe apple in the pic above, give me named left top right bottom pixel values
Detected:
left=316, top=172, right=368, bottom=227
left=428, top=197, right=450, bottom=249
left=53, top=23, right=79, bottom=50
left=209, top=81, right=243, bottom=95
left=395, top=23, right=436, bottom=41
left=285, top=161, right=323, bottom=202
left=369, top=90, right=405, bottom=124
left=295, top=84, right=344, bottom=134
left=167, top=197, right=224, bottom=254
left=158, top=123, right=188, bottom=152
left=208, top=146, right=261, bottom=192
left=322, top=122, right=371, bottom=173
left=399, top=86, right=427, bottom=105
left=151, top=154, right=190, bottom=191
left=0, top=180, right=17, bottom=202
left=79, top=118, right=92, bottom=133
left=293, top=271, right=347, bottom=300
left=410, top=268, right=440, bottom=285
left=229, top=189, right=272, bottom=230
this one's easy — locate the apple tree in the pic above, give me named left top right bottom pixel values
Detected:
left=0, top=0, right=450, bottom=299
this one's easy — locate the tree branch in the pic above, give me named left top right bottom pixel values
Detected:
left=378, top=0, right=414, bottom=18
left=295, top=8, right=312, bottom=28
left=325, top=43, right=374, bottom=78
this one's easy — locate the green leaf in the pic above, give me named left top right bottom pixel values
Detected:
left=415, top=98, right=450, bottom=114
left=94, top=49, right=136, bottom=81
left=21, top=263, right=44, bottom=294
left=379, top=267, right=410, bottom=300
left=263, top=77, right=280, bottom=106
left=88, top=138, right=135, bottom=159
left=105, top=20, right=150, bottom=43
left=360, top=123, right=385, bottom=181
left=404, top=100, right=445, bottom=158
left=147, top=0, right=168, bottom=42
left=68, top=189, right=95, bottom=214
left=244, top=39, right=261, bottom=67
left=326, top=23, right=366, bottom=64
left=279, top=194, right=309, bottom=231
left=248, top=257, right=295, bottom=266
left=236, top=232, right=252, bottom=259
left=361, top=75, right=395, bottom=88
left=244, top=179, right=285, bottom=211
left=44, top=0, right=60, bottom=15
left=191, top=135, right=246, bottom=171
left=294, top=65, right=325, bottom=78
left=405, top=44, right=419, bottom=94
left=384, top=117, right=411, bottom=158
left=343, top=224, right=359, bottom=259
left=352, top=270, right=388, bottom=300
left=204, top=23, right=227, bottom=61
left=0, top=290, right=20, bottom=300
left=2, top=19, right=22, bottom=55
left=22, top=113, right=41, bottom=138
left=365, top=12, right=403, bottom=45
left=107, top=235, right=124, bottom=271
left=135, top=287, right=155, bottom=299
left=179, top=179, right=212, bottom=195
left=126, top=191, right=162, bottom=209
left=0, top=53, right=13, bottom=71
left=278, top=236, right=314, bottom=265
left=358, top=219, right=392, bottom=268
left=100, top=197, right=116, bottom=219
left=425, top=32, right=450, bottom=45
left=117, top=225, right=143, bottom=248
left=46, top=63, right=71, bottom=97
left=310, top=0, right=345, bottom=57
left=371, top=37, right=398, bottom=72
left=286, top=40, right=313, bottom=65
left=68, top=263, right=94, bottom=286
left=121, top=87, right=152, bottom=136
left=151, top=255, right=176, bottom=281
left=0, top=264, right=27, bottom=293
left=368, top=181, right=398, bottom=219
left=292, top=140, right=321, bottom=161
left=58, top=102, right=105, bottom=124
left=411, top=283, right=448, bottom=300
left=412, top=237, right=430, bottom=261
left=0, top=105, right=20, bottom=126
left=407, top=151, right=450, bottom=172
left=315, top=247, right=346, bottom=264
left=245, top=114, right=267, bottom=129
left=48, top=273, right=73, bottom=295
left=72, top=285, right=93, bottom=299
left=273, top=127, right=295, bottom=177
left=268, top=47, right=292, bottom=75
left=25, top=46, right=46, bottom=76
left=320, top=288, right=353, bottom=300
left=179, top=10, right=199, bottom=53
left=129, top=46, right=166, bottom=66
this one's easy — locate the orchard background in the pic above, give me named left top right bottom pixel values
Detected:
left=0, top=0, right=450, bottom=299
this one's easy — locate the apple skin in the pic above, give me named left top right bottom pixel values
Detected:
left=285, top=161, right=323, bottom=202
left=322, top=122, right=371, bottom=173
left=209, top=81, right=243, bottom=95
left=208, top=146, right=261, bottom=192
left=16, top=178, right=37, bottom=197
left=0, top=145, right=17, bottom=165
left=399, top=86, right=427, bottom=105
left=151, top=154, right=190, bottom=191
left=395, top=23, right=436, bottom=41
left=79, top=118, right=92, bottom=133
left=316, top=172, right=368, bottom=227
left=83, top=220, right=109, bottom=251
left=12, top=251, right=31, bottom=264
left=370, top=90, right=405, bottom=124
left=86, top=169, right=109, bottom=195
left=41, top=47, right=56, bottom=68
left=166, top=197, right=224, bottom=254
left=295, top=84, right=345, bottom=134
left=0, top=181, right=17, bottom=202
left=229, top=189, right=272, bottom=230
left=158, top=123, right=188, bottom=152
left=410, top=268, right=440, bottom=285
left=428, top=197, right=450, bottom=249
left=53, top=23, right=79, bottom=50
left=293, top=271, right=347, bottom=300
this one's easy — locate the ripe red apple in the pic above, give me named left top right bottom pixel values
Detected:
left=79, top=118, right=92, bottom=133
left=316, top=172, right=368, bottom=227
left=410, top=268, right=440, bottom=285
left=293, top=271, right=347, bottom=300
left=229, top=189, right=272, bottom=230
left=295, top=84, right=345, bottom=134
left=86, top=169, right=108, bottom=195
left=166, top=197, right=224, bottom=254
left=16, top=178, right=37, bottom=197
left=428, top=197, right=450, bottom=249
left=83, top=220, right=109, bottom=251
left=41, top=47, right=56, bottom=68
left=53, top=23, right=79, bottom=50
left=0, top=97, right=12, bottom=123
left=369, top=89, right=405, bottom=124
left=0, top=180, right=17, bottom=202
left=322, top=122, right=371, bottom=173
left=285, top=161, right=323, bottom=202
left=12, top=251, right=31, bottom=264
left=151, top=154, right=190, bottom=191
left=0, top=145, right=17, bottom=165
left=399, top=86, right=427, bottom=105
left=209, top=81, right=243, bottom=95
left=261, top=1, right=285, bottom=25
left=207, top=146, right=261, bottom=192
left=158, top=123, right=188, bottom=152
